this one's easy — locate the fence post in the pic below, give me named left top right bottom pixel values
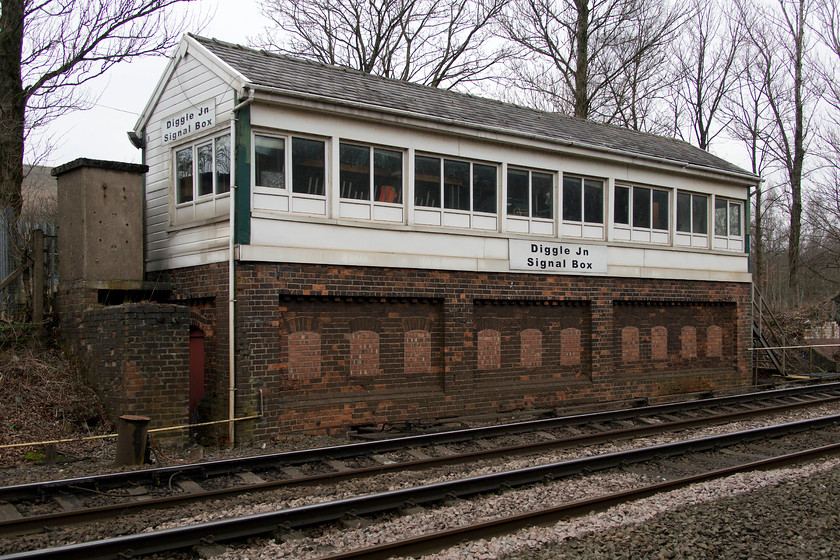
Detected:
left=32, top=229, right=44, bottom=326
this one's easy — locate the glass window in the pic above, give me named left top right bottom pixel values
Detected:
left=715, top=198, right=728, bottom=236
left=584, top=178, right=604, bottom=223
left=633, top=187, right=651, bottom=228
left=444, top=159, right=470, bottom=210
left=507, top=168, right=529, bottom=216
left=715, top=198, right=742, bottom=237
left=652, top=189, right=668, bottom=230
left=215, top=136, right=230, bottom=194
left=374, top=148, right=402, bottom=203
left=292, top=137, right=325, bottom=195
left=507, top=169, right=552, bottom=219
left=255, top=135, right=285, bottom=188
left=176, top=147, right=193, bottom=203
left=563, top=176, right=582, bottom=222
left=197, top=143, right=213, bottom=197
left=729, top=202, right=741, bottom=236
left=340, top=143, right=370, bottom=200
left=564, top=176, right=604, bottom=223
left=415, top=156, right=441, bottom=208
left=473, top=164, right=497, bottom=214
left=678, top=192, right=707, bottom=234
left=614, top=185, right=629, bottom=225
left=617, top=185, right=669, bottom=231
left=532, top=172, right=553, bottom=219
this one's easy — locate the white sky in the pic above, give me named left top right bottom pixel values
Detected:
left=35, top=0, right=263, bottom=167
left=35, top=0, right=752, bottom=173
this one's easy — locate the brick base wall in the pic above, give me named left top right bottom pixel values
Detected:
left=156, top=262, right=753, bottom=443
left=58, top=285, right=191, bottom=438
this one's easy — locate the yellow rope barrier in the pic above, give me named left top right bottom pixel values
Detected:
left=0, top=415, right=262, bottom=450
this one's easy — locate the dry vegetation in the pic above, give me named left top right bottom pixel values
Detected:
left=0, top=338, right=112, bottom=467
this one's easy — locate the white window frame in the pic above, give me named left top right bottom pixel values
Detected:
left=561, top=174, right=605, bottom=240
left=713, top=197, right=745, bottom=251
left=338, top=141, right=405, bottom=223
left=171, top=132, right=231, bottom=225
left=675, top=191, right=709, bottom=248
left=505, top=167, right=555, bottom=236
left=252, top=132, right=328, bottom=216
left=613, top=184, right=671, bottom=244
left=413, top=153, right=499, bottom=231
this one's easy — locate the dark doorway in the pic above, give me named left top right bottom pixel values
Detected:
left=189, top=328, right=206, bottom=421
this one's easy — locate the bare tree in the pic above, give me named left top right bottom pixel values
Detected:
left=257, top=0, right=508, bottom=89
left=740, top=0, right=820, bottom=306
left=0, top=0, right=198, bottom=221
left=499, top=0, right=684, bottom=124
left=669, top=0, right=744, bottom=150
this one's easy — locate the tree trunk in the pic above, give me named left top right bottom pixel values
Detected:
left=788, top=0, right=805, bottom=306
left=573, top=0, right=590, bottom=119
left=0, top=0, right=26, bottom=220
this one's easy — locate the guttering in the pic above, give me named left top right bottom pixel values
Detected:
left=228, top=88, right=254, bottom=447
left=245, top=86, right=761, bottom=186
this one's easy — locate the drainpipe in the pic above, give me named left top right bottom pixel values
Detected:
left=228, top=88, right=253, bottom=447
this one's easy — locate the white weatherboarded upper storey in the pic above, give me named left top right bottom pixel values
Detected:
left=134, top=34, right=758, bottom=282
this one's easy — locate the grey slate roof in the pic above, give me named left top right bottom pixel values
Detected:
left=193, top=34, right=755, bottom=180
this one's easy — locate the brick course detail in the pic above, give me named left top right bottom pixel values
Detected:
left=151, top=263, right=752, bottom=442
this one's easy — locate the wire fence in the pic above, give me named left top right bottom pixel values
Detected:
left=0, top=207, right=57, bottom=323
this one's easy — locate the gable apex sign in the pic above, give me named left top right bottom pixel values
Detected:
left=161, top=100, right=216, bottom=144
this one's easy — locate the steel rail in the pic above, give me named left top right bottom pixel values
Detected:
left=4, top=414, right=840, bottom=560
left=319, top=441, right=840, bottom=560
left=2, top=381, right=839, bottom=504
left=2, top=382, right=840, bottom=536
left=3, top=386, right=840, bottom=535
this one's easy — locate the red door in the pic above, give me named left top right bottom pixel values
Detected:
left=189, top=328, right=206, bottom=421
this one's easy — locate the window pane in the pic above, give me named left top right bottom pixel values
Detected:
left=563, top=176, right=582, bottom=221
left=374, top=148, right=402, bottom=203
left=473, top=164, right=497, bottom=214
left=677, top=192, right=691, bottom=233
left=652, top=189, right=668, bottom=230
left=583, top=178, right=603, bottom=223
left=632, top=187, right=651, bottom=228
left=715, top=198, right=728, bottom=236
left=692, top=194, right=707, bottom=234
left=292, top=137, right=325, bottom=195
left=507, top=168, right=529, bottom=216
left=340, top=143, right=370, bottom=200
left=444, top=159, right=470, bottom=210
left=176, top=147, right=193, bottom=203
left=532, top=172, right=553, bottom=219
left=255, top=135, right=284, bottom=188
left=415, top=156, right=440, bottom=207
left=197, top=143, right=213, bottom=197
left=729, top=202, right=741, bottom=236
left=215, top=136, right=230, bottom=194
left=614, top=186, right=629, bottom=224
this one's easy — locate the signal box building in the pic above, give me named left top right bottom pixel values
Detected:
left=129, top=34, right=758, bottom=440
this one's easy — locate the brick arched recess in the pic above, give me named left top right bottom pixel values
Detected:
left=651, top=326, right=668, bottom=361
left=285, top=316, right=322, bottom=381
left=621, top=326, right=640, bottom=363
left=349, top=318, right=382, bottom=376
left=403, top=317, right=433, bottom=374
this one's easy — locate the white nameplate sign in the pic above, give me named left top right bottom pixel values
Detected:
left=509, top=239, right=607, bottom=274
left=161, top=100, right=216, bottom=144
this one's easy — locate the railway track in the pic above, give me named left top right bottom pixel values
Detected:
left=3, top=382, right=840, bottom=558
left=6, top=414, right=840, bottom=560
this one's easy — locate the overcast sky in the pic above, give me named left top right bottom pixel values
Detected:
left=36, top=0, right=262, bottom=167
left=36, top=0, right=751, bottom=172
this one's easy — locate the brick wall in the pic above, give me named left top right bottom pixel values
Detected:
left=59, top=286, right=191, bottom=437
left=156, top=262, right=753, bottom=442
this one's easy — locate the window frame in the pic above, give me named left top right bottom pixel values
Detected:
left=613, top=183, right=671, bottom=244
left=561, top=174, right=605, bottom=240
left=712, top=197, right=744, bottom=251
left=339, top=141, right=404, bottom=205
left=413, top=153, right=499, bottom=230
left=253, top=132, right=327, bottom=198
left=173, top=132, right=232, bottom=207
left=675, top=191, right=709, bottom=248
